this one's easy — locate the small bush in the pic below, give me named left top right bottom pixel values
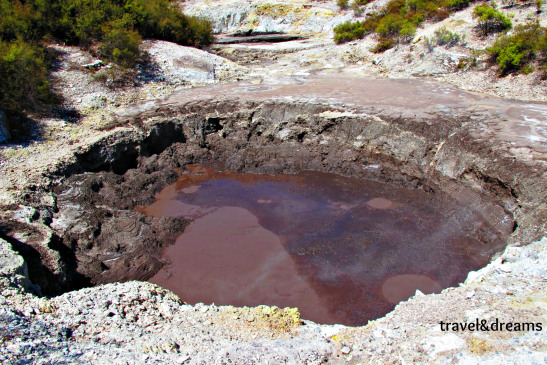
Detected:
left=0, top=0, right=215, bottom=138
left=448, top=0, right=472, bottom=10
left=0, top=40, right=55, bottom=113
left=399, top=21, right=419, bottom=41
left=334, top=21, right=367, bottom=43
left=122, top=0, right=214, bottom=47
left=372, top=37, right=397, bottom=53
left=100, top=25, right=142, bottom=68
left=487, top=22, right=547, bottom=75
left=186, top=16, right=215, bottom=47
left=338, top=0, right=350, bottom=10
left=473, top=3, right=512, bottom=36
left=375, top=14, right=415, bottom=38
left=433, top=27, right=464, bottom=47
left=333, top=0, right=459, bottom=50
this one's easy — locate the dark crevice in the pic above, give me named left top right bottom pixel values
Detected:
left=140, top=121, right=186, bottom=157
left=74, top=121, right=186, bottom=175
left=0, top=226, right=91, bottom=296
left=462, top=168, right=520, bottom=203
left=512, top=220, right=519, bottom=233
left=205, top=117, right=223, bottom=134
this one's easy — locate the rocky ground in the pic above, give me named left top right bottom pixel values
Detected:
left=184, top=0, right=547, bottom=102
left=1, top=233, right=546, bottom=363
left=0, top=0, right=546, bottom=364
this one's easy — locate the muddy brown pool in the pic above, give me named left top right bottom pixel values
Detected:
left=142, top=165, right=511, bottom=325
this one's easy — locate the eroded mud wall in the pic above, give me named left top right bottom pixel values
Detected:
left=1, top=99, right=545, bottom=296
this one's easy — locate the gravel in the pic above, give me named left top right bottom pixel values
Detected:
left=1, top=232, right=546, bottom=364
left=0, top=1, right=546, bottom=363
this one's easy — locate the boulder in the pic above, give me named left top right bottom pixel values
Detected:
left=0, top=238, right=31, bottom=291
left=141, top=40, right=244, bottom=85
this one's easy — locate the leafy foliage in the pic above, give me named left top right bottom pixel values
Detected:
left=338, top=0, right=350, bottom=10
left=472, top=3, right=512, bottom=36
left=0, top=40, right=55, bottom=113
left=487, top=22, right=547, bottom=75
left=100, top=26, right=142, bottom=68
left=333, top=21, right=368, bottom=43
left=447, top=0, right=472, bottom=10
left=371, top=37, right=397, bottom=53
left=32, top=0, right=214, bottom=49
left=433, top=27, right=465, bottom=47
left=333, top=0, right=458, bottom=51
left=0, top=0, right=214, bottom=136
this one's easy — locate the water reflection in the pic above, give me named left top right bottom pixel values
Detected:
left=143, top=165, right=511, bottom=325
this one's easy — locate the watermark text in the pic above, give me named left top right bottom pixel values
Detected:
left=440, top=319, right=542, bottom=332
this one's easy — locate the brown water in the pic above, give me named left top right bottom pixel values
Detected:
left=143, top=165, right=511, bottom=325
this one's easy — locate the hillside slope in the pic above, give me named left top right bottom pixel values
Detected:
left=183, top=0, right=547, bottom=101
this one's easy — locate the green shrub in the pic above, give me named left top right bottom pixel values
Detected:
left=186, top=16, right=216, bottom=47
left=334, top=21, right=367, bottom=43
left=100, top=26, right=142, bottom=68
left=375, top=14, right=401, bottom=37
left=406, top=0, right=450, bottom=20
left=375, top=14, right=417, bottom=38
left=131, top=0, right=214, bottom=47
left=407, top=0, right=438, bottom=13
left=0, top=40, right=54, bottom=113
left=399, top=22, right=419, bottom=40
left=433, top=27, right=464, bottom=46
left=338, top=0, right=350, bottom=10
left=333, top=0, right=457, bottom=51
left=1, top=0, right=214, bottom=54
left=472, top=3, right=512, bottom=36
left=372, top=37, right=397, bottom=53
left=448, top=0, right=472, bottom=10
left=487, top=22, right=547, bottom=75
left=0, top=0, right=214, bottom=138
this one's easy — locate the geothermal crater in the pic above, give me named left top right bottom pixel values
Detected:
left=4, top=77, right=536, bottom=329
